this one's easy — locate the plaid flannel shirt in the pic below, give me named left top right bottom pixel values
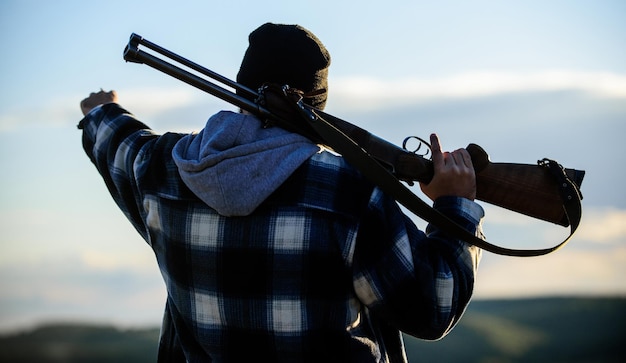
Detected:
left=79, top=103, right=483, bottom=362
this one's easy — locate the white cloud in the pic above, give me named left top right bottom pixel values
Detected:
left=0, top=100, right=78, bottom=132
left=471, top=206, right=626, bottom=298
left=328, top=70, right=626, bottom=112
left=0, top=86, right=204, bottom=133
left=80, top=249, right=156, bottom=272
left=481, top=205, right=626, bottom=243
left=0, top=206, right=165, bottom=333
left=475, top=245, right=626, bottom=299
left=0, top=253, right=165, bottom=333
left=575, top=207, right=626, bottom=244
left=407, top=203, right=626, bottom=300
left=119, top=86, right=203, bottom=118
left=2, top=70, right=624, bottom=133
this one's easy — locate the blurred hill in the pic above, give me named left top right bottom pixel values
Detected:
left=0, top=297, right=623, bottom=362
left=0, top=324, right=160, bottom=363
left=404, top=296, right=625, bottom=362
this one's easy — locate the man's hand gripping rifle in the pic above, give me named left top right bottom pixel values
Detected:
left=123, top=33, right=585, bottom=257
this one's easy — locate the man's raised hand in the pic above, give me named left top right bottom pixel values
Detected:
left=80, top=89, right=118, bottom=116
left=419, top=133, right=477, bottom=201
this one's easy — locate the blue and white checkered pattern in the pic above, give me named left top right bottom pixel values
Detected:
left=79, top=104, right=483, bottom=362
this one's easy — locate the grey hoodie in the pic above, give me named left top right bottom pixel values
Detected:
left=172, top=111, right=320, bottom=216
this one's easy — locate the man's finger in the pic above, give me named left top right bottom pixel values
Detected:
left=458, top=149, right=473, bottom=168
left=430, top=133, right=444, bottom=167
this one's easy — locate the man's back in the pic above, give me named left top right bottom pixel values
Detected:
left=151, top=149, right=389, bottom=361
left=78, top=22, right=483, bottom=362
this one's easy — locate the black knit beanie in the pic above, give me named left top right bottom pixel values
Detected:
left=237, top=23, right=331, bottom=110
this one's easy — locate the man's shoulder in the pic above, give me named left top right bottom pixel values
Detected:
left=265, top=149, right=375, bottom=216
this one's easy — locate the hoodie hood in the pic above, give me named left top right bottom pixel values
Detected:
left=172, top=111, right=320, bottom=216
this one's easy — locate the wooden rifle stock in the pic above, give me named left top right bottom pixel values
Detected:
left=469, top=148, right=584, bottom=227
left=397, top=142, right=585, bottom=227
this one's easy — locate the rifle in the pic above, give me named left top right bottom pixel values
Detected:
left=123, top=33, right=584, bottom=257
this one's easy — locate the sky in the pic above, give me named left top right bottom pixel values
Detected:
left=0, top=0, right=625, bottom=333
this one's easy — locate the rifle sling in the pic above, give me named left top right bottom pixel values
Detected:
left=291, top=102, right=582, bottom=257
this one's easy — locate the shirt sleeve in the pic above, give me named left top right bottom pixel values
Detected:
left=352, top=188, right=483, bottom=341
left=78, top=103, right=161, bottom=240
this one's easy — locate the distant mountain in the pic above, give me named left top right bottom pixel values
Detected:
left=1, top=297, right=623, bottom=362
left=0, top=324, right=160, bottom=363
left=404, top=297, right=625, bottom=362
